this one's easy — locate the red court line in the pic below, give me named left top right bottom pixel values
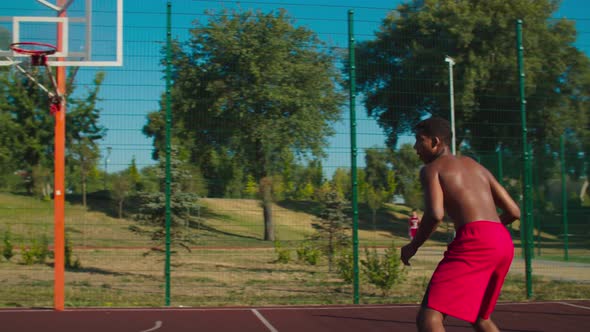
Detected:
left=0, top=301, right=588, bottom=332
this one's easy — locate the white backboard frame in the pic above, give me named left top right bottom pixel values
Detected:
left=0, top=0, right=123, bottom=67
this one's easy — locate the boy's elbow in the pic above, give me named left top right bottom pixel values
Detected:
left=428, top=209, right=444, bottom=224
left=503, top=206, right=520, bottom=224
left=511, top=205, right=521, bottom=220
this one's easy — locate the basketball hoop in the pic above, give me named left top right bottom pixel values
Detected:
left=8, top=42, right=62, bottom=114
left=10, top=42, right=57, bottom=67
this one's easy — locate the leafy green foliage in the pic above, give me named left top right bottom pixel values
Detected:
left=19, top=234, right=50, bottom=265
left=243, top=175, right=259, bottom=198
left=65, top=234, right=81, bottom=269
left=274, top=240, right=291, bottom=264
left=68, top=137, right=101, bottom=206
left=296, top=240, right=321, bottom=265
left=311, top=190, right=351, bottom=271
left=392, top=144, right=423, bottom=209
left=2, top=230, right=14, bottom=261
left=133, top=147, right=201, bottom=252
left=329, top=168, right=368, bottom=204
left=0, top=67, right=106, bottom=195
left=20, top=246, right=36, bottom=265
left=355, top=0, right=590, bottom=155
left=361, top=243, right=406, bottom=296
left=111, top=172, right=132, bottom=219
left=364, top=148, right=397, bottom=228
left=335, top=249, right=355, bottom=283
left=144, top=8, right=344, bottom=240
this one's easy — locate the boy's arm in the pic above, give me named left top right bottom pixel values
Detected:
left=401, top=166, right=444, bottom=265
left=410, top=166, right=444, bottom=250
left=485, top=168, right=521, bottom=225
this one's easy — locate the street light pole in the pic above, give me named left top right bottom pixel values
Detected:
left=104, top=146, right=112, bottom=190
left=445, top=56, right=456, bottom=155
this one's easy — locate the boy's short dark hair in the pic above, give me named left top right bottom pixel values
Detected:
left=414, top=116, right=452, bottom=147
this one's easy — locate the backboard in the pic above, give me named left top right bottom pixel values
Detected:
left=0, top=0, right=123, bottom=67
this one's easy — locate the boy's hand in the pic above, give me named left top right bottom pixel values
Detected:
left=401, top=243, right=418, bottom=266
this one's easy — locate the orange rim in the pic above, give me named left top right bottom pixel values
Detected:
left=9, top=42, right=57, bottom=56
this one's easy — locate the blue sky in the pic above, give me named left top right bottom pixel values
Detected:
left=3, top=0, right=589, bottom=177
left=96, top=0, right=414, bottom=175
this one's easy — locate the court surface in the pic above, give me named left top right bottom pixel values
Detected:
left=1, top=301, right=588, bottom=331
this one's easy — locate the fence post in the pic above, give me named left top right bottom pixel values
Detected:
left=347, top=9, right=360, bottom=304
left=164, top=0, right=173, bottom=306
left=560, top=134, right=569, bottom=261
left=531, top=144, right=539, bottom=258
left=516, top=19, right=534, bottom=299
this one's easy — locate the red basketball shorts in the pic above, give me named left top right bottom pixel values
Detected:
left=422, top=221, right=514, bottom=323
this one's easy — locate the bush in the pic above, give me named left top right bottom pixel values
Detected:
left=65, top=235, right=81, bottom=269
left=335, top=249, right=355, bottom=283
left=296, top=241, right=321, bottom=265
left=274, top=241, right=291, bottom=264
left=33, top=234, right=51, bottom=263
left=20, top=235, right=51, bottom=265
left=361, top=242, right=406, bottom=296
left=2, top=230, right=14, bottom=261
left=20, top=246, right=36, bottom=265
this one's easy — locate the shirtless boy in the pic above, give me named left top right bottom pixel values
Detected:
left=400, top=117, right=521, bottom=332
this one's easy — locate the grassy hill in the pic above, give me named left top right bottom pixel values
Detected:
left=1, top=192, right=589, bottom=308
left=0, top=192, right=454, bottom=249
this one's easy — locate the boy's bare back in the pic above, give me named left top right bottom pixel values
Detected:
left=402, top=116, right=520, bottom=263
left=423, top=155, right=508, bottom=229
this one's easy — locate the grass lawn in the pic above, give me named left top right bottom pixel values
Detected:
left=0, top=192, right=588, bottom=307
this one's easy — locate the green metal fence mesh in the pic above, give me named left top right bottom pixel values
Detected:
left=0, top=0, right=589, bottom=308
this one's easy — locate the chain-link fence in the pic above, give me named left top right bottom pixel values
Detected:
left=1, top=0, right=589, bottom=308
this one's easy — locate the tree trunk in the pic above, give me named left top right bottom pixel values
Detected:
left=372, top=209, right=377, bottom=231
left=43, top=182, right=51, bottom=199
left=261, top=177, right=274, bottom=241
left=118, top=199, right=124, bottom=219
left=82, top=174, right=87, bottom=207
left=580, top=179, right=588, bottom=203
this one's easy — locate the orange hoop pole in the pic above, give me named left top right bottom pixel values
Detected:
left=54, top=0, right=67, bottom=311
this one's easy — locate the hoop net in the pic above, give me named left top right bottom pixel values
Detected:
left=8, top=42, right=62, bottom=114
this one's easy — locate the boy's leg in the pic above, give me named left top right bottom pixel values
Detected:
left=472, top=317, right=500, bottom=332
left=417, top=307, right=446, bottom=332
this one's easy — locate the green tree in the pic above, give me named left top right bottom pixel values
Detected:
left=364, top=148, right=397, bottom=228
left=355, top=0, right=590, bottom=154
left=138, top=165, right=159, bottom=193
left=0, top=110, right=20, bottom=188
left=127, top=156, right=141, bottom=191
left=68, top=137, right=100, bottom=207
left=392, top=143, right=423, bottom=209
left=0, top=70, right=55, bottom=193
left=311, top=190, right=351, bottom=271
left=0, top=68, right=106, bottom=195
left=111, top=172, right=132, bottom=219
left=145, top=9, right=344, bottom=241
left=361, top=242, right=405, bottom=296
left=242, top=174, right=258, bottom=199
left=330, top=168, right=368, bottom=204
left=133, top=147, right=200, bottom=251
left=66, top=72, right=106, bottom=199
left=2, top=229, right=14, bottom=261
left=331, top=168, right=350, bottom=199
left=31, top=164, right=52, bottom=200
